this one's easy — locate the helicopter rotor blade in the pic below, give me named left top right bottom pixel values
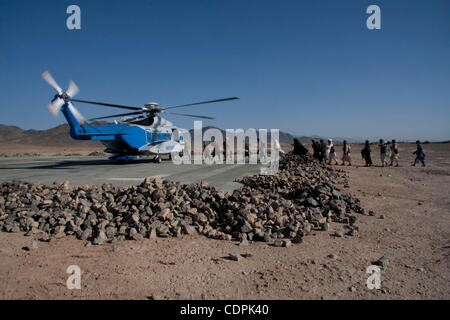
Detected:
left=67, top=101, right=86, bottom=124
left=66, top=80, right=80, bottom=98
left=71, top=99, right=141, bottom=111
left=88, top=111, right=144, bottom=121
left=42, top=71, right=63, bottom=94
left=47, top=98, right=65, bottom=118
left=162, top=97, right=239, bottom=110
left=165, top=112, right=215, bottom=120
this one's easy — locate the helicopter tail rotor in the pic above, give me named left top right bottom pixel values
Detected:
left=66, top=80, right=80, bottom=98
left=42, top=71, right=84, bottom=124
left=67, top=101, right=86, bottom=124
left=47, top=98, right=65, bottom=118
left=42, top=71, right=63, bottom=94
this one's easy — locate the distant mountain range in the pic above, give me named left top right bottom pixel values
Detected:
left=0, top=124, right=102, bottom=148
left=0, top=123, right=363, bottom=149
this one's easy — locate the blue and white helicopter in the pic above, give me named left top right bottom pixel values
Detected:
left=42, top=71, right=239, bottom=162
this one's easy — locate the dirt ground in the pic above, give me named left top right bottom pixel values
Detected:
left=0, top=143, right=103, bottom=157
left=0, top=143, right=449, bottom=300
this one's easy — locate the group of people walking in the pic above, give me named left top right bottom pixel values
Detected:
left=361, top=139, right=400, bottom=167
left=311, top=139, right=426, bottom=167
left=312, top=138, right=351, bottom=165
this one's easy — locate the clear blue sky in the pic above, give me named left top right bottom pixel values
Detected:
left=1, top=0, right=449, bottom=141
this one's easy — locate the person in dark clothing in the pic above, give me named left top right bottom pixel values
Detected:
left=312, top=139, right=320, bottom=160
left=412, top=140, right=426, bottom=167
left=361, top=140, right=373, bottom=167
left=319, top=139, right=326, bottom=162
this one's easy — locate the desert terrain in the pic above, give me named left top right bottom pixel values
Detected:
left=0, top=142, right=449, bottom=300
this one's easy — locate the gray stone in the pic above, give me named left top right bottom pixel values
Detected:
left=148, top=227, right=157, bottom=239
left=92, top=236, right=103, bottom=245
left=282, top=239, right=291, bottom=247
left=129, top=228, right=138, bottom=238
left=273, top=239, right=283, bottom=247
left=333, top=231, right=343, bottom=238
left=376, top=256, right=389, bottom=268
left=239, top=239, right=249, bottom=246
left=332, top=189, right=341, bottom=198
left=183, top=225, right=197, bottom=236
left=240, top=222, right=253, bottom=233
left=307, top=197, right=319, bottom=207
left=228, top=253, right=240, bottom=261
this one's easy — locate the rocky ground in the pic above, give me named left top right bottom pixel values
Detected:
left=0, top=153, right=364, bottom=245
left=0, top=143, right=448, bottom=299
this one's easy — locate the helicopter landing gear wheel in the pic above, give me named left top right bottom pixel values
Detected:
left=153, top=156, right=162, bottom=163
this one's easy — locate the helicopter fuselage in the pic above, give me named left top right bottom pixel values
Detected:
left=60, top=100, right=185, bottom=160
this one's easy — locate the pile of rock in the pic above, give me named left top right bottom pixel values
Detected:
left=0, top=153, right=365, bottom=245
